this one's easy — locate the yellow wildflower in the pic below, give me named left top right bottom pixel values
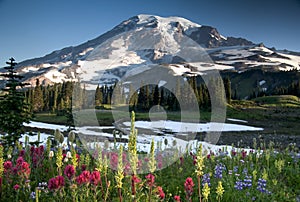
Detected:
left=216, top=181, right=224, bottom=201
left=148, top=139, right=156, bottom=173
left=115, top=145, right=124, bottom=188
left=195, top=144, right=205, bottom=177
left=202, top=183, right=210, bottom=201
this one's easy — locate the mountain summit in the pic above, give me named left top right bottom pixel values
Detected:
left=4, top=15, right=300, bottom=87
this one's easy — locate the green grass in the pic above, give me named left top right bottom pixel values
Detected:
left=33, top=113, right=68, bottom=124
left=32, top=96, right=300, bottom=136
left=253, top=95, right=300, bottom=107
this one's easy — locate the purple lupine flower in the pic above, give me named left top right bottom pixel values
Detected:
left=202, top=173, right=211, bottom=187
left=233, top=166, right=239, bottom=173
left=257, top=178, right=271, bottom=194
left=214, top=163, right=226, bottom=179
left=242, top=168, right=248, bottom=175
left=234, top=179, right=244, bottom=190
left=243, top=175, right=252, bottom=188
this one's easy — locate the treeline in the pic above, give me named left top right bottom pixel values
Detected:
left=25, top=76, right=232, bottom=114
left=248, top=80, right=300, bottom=99
left=273, top=80, right=300, bottom=97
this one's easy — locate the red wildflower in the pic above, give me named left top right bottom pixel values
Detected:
left=184, top=177, right=194, bottom=199
left=180, top=156, right=184, bottom=165
left=174, top=195, right=181, bottom=201
left=18, top=162, right=31, bottom=179
left=56, top=176, right=65, bottom=187
left=16, top=157, right=24, bottom=166
left=13, top=184, right=20, bottom=190
left=64, top=164, right=75, bottom=180
left=3, top=161, right=13, bottom=170
left=48, top=176, right=64, bottom=190
left=81, top=164, right=87, bottom=171
left=90, top=171, right=101, bottom=186
left=19, top=150, right=25, bottom=157
left=241, top=150, right=247, bottom=159
left=76, top=170, right=91, bottom=185
left=132, top=175, right=141, bottom=184
left=157, top=186, right=165, bottom=199
left=145, top=173, right=155, bottom=187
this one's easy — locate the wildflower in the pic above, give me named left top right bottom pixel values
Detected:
left=13, top=184, right=20, bottom=190
left=56, top=147, right=63, bottom=175
left=184, top=177, right=194, bottom=199
left=234, top=179, right=244, bottom=190
left=241, top=150, right=247, bottom=158
left=19, top=150, right=25, bottom=157
left=49, top=151, right=54, bottom=158
left=81, top=164, right=87, bottom=171
left=48, top=176, right=65, bottom=190
left=257, top=178, right=271, bottom=194
left=148, top=139, right=156, bottom=173
left=233, top=166, right=238, bottom=173
left=242, top=168, right=248, bottom=175
left=195, top=144, right=205, bottom=177
left=110, top=152, right=118, bottom=170
left=3, top=161, right=13, bottom=171
left=157, top=186, right=165, bottom=200
left=115, top=145, right=124, bottom=189
left=7, top=154, right=12, bottom=159
left=243, top=175, right=252, bottom=188
left=90, top=170, right=101, bottom=186
left=128, top=111, right=138, bottom=175
left=16, top=156, right=24, bottom=166
left=18, top=162, right=31, bottom=179
left=274, top=159, right=285, bottom=173
left=64, top=164, right=75, bottom=180
left=214, top=163, right=225, bottom=179
left=71, top=151, right=78, bottom=169
left=132, top=175, right=141, bottom=184
left=216, top=181, right=224, bottom=201
left=252, top=170, right=257, bottom=181
left=76, top=171, right=91, bottom=185
left=66, top=151, right=72, bottom=158
left=174, top=195, right=180, bottom=202
left=202, top=182, right=210, bottom=201
left=262, top=168, right=268, bottom=180
left=30, top=191, right=36, bottom=199
left=180, top=156, right=184, bottom=165
left=145, top=173, right=155, bottom=187
left=202, top=173, right=211, bottom=187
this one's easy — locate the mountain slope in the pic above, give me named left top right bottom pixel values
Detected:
left=2, top=14, right=300, bottom=87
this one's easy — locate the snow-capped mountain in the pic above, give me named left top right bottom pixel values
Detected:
left=4, top=14, right=300, bottom=87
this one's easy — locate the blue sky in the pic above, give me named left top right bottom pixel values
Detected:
left=0, top=0, right=299, bottom=64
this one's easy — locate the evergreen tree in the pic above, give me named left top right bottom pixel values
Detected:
left=33, top=79, right=44, bottom=112
left=95, top=84, right=103, bottom=106
left=0, top=58, right=32, bottom=148
left=224, top=77, right=232, bottom=104
left=128, top=84, right=137, bottom=110
left=153, top=85, right=160, bottom=106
